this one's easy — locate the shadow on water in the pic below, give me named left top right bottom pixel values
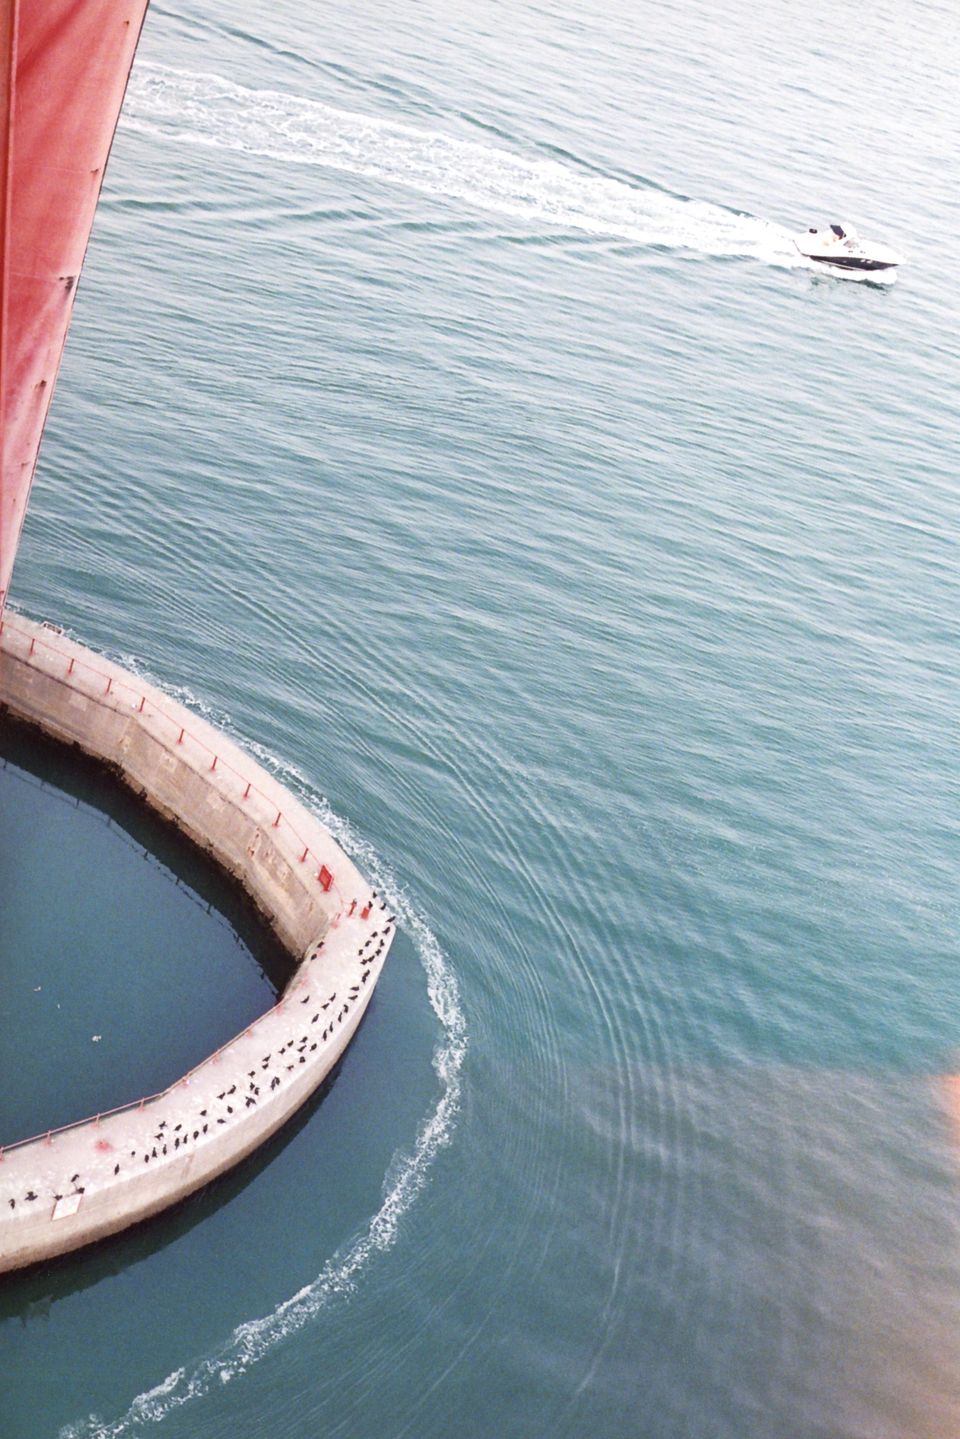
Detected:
left=0, top=708, right=292, bottom=994
left=0, top=1030, right=363, bottom=1320
left=0, top=712, right=397, bottom=1318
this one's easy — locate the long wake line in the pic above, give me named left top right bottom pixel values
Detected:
left=62, top=57, right=789, bottom=1430
left=61, top=710, right=467, bottom=1439
left=124, top=63, right=802, bottom=265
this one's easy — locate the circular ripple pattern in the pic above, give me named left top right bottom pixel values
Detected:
left=3, top=0, right=960, bottom=1436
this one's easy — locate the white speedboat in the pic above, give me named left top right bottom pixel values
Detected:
left=795, top=223, right=903, bottom=283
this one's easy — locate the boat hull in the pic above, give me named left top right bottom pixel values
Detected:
left=806, top=259, right=898, bottom=285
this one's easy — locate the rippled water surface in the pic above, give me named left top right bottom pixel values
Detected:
left=3, top=1, right=960, bottom=1435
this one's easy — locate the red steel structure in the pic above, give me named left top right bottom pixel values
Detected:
left=0, top=0, right=148, bottom=616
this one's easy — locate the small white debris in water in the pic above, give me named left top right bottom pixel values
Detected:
left=92, top=1035, right=102, bottom=1043
left=33, top=985, right=42, bottom=992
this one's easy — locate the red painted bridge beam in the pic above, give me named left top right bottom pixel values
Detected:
left=0, top=0, right=17, bottom=616
left=0, top=0, right=149, bottom=618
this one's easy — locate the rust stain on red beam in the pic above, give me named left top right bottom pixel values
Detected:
left=0, top=0, right=149, bottom=614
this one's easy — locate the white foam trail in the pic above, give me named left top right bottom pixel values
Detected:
left=124, top=64, right=801, bottom=265
left=61, top=700, right=467, bottom=1439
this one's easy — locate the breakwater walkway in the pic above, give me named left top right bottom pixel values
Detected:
left=0, top=612, right=394, bottom=1274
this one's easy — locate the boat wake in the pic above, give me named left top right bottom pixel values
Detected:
left=60, top=714, right=467, bottom=1439
left=124, top=64, right=802, bottom=266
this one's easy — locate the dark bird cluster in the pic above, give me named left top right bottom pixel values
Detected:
left=11, top=931, right=390, bottom=1211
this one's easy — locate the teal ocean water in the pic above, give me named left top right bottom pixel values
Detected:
left=3, top=1, right=960, bottom=1434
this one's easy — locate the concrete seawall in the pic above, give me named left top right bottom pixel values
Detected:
left=0, top=612, right=394, bottom=1274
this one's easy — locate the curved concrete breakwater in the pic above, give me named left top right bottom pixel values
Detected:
left=0, top=612, right=394, bottom=1274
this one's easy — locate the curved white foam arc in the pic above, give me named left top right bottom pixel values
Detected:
left=60, top=812, right=467, bottom=1439
left=61, top=1082, right=462, bottom=1437
left=124, top=63, right=802, bottom=265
